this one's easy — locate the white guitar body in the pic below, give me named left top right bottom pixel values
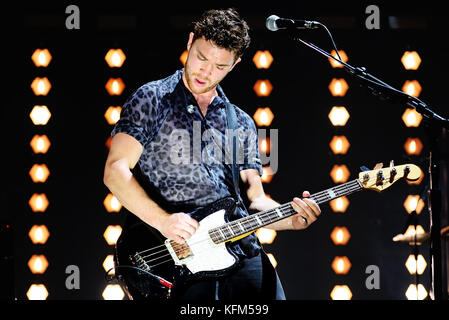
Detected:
left=165, top=209, right=237, bottom=274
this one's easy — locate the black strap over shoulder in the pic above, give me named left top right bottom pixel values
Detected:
left=224, top=101, right=240, bottom=204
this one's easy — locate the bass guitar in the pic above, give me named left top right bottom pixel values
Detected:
left=113, top=162, right=421, bottom=299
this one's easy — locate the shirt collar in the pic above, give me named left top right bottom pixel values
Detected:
left=175, top=68, right=229, bottom=109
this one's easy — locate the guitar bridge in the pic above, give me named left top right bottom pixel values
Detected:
left=132, top=252, right=151, bottom=273
left=165, top=239, right=193, bottom=266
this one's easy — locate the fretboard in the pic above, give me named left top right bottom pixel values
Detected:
left=209, top=179, right=362, bottom=244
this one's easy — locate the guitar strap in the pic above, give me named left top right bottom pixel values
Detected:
left=225, top=101, right=279, bottom=300
left=224, top=101, right=241, bottom=206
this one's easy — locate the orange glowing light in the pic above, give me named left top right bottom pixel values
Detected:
left=253, top=80, right=273, bottom=97
left=328, top=50, right=348, bottom=68
left=404, top=137, right=423, bottom=156
left=330, top=164, right=350, bottom=183
left=329, top=196, right=350, bottom=213
left=26, top=284, right=49, bottom=300
left=329, top=135, right=350, bottom=154
left=402, top=80, right=422, bottom=97
left=29, top=164, right=50, bottom=183
left=28, top=193, right=49, bottom=212
left=405, top=284, right=428, bottom=300
left=102, top=284, right=125, bottom=300
left=330, top=226, right=351, bottom=245
left=331, top=256, right=352, bottom=274
left=28, top=225, right=50, bottom=244
left=105, top=78, right=125, bottom=96
left=253, top=50, right=274, bottom=69
left=30, top=135, right=51, bottom=154
left=266, top=253, right=278, bottom=268
left=253, top=107, right=274, bottom=127
left=401, top=51, right=421, bottom=70
left=30, top=105, right=51, bottom=125
left=328, top=78, right=349, bottom=97
left=403, top=195, right=425, bottom=214
left=402, top=108, right=423, bottom=127
left=104, top=106, right=122, bottom=125
left=31, top=77, right=51, bottom=96
left=261, top=166, right=274, bottom=183
left=105, top=49, right=126, bottom=68
left=180, top=50, right=188, bottom=66
left=31, top=49, right=52, bottom=67
left=103, top=193, right=122, bottom=213
left=103, top=255, right=115, bottom=275
left=259, top=137, right=271, bottom=154
left=330, top=285, right=352, bottom=300
left=28, top=254, right=49, bottom=274
left=328, top=106, right=350, bottom=126
left=256, top=228, right=277, bottom=244
left=104, top=225, right=122, bottom=245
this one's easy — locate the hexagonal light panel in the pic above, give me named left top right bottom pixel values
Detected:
left=28, top=225, right=50, bottom=244
left=105, top=78, right=125, bottom=96
left=30, top=105, right=51, bottom=125
left=26, top=284, right=49, bottom=300
left=31, top=48, right=52, bottom=67
left=105, top=48, right=126, bottom=68
left=253, top=50, right=274, bottom=69
left=253, top=107, right=274, bottom=127
left=253, top=79, right=273, bottom=97
left=28, top=193, right=49, bottom=212
left=104, top=106, right=122, bottom=125
left=328, top=106, right=350, bottom=126
left=28, top=254, right=49, bottom=274
left=30, top=134, right=51, bottom=154
left=31, top=77, right=51, bottom=96
left=103, top=225, right=122, bottom=245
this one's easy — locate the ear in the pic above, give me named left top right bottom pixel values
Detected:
left=229, top=57, right=241, bottom=72
left=187, top=32, right=194, bottom=51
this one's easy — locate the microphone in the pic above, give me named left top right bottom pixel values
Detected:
left=266, top=15, right=319, bottom=31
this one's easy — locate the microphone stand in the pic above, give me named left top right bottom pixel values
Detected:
left=291, top=33, right=449, bottom=300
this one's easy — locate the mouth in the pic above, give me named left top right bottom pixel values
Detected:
left=194, top=77, right=207, bottom=87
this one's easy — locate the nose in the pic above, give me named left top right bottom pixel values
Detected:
left=199, top=62, right=213, bottom=77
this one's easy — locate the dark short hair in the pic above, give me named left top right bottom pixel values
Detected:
left=192, top=8, right=251, bottom=58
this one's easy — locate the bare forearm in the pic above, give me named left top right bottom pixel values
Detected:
left=103, top=159, right=168, bottom=229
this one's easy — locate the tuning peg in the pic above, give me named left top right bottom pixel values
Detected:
left=376, top=169, right=385, bottom=186
left=404, top=165, right=411, bottom=178
left=374, top=163, right=383, bottom=170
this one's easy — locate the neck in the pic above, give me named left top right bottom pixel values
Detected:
left=208, top=179, right=363, bottom=244
left=182, top=70, right=217, bottom=109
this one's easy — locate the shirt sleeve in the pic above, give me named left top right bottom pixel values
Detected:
left=111, top=84, right=158, bottom=147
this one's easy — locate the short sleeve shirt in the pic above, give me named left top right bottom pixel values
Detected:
left=111, top=69, right=262, bottom=257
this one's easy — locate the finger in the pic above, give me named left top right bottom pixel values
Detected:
left=302, top=198, right=321, bottom=217
left=292, top=198, right=317, bottom=223
left=302, top=190, right=311, bottom=198
left=174, top=227, right=194, bottom=241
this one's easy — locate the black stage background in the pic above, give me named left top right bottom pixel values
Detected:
left=1, top=0, right=448, bottom=300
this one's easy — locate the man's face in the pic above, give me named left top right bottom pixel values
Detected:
left=184, top=33, right=241, bottom=95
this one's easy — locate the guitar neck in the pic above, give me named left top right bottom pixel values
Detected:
left=209, top=179, right=363, bottom=244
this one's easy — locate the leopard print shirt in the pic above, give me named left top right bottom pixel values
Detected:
left=111, top=69, right=262, bottom=257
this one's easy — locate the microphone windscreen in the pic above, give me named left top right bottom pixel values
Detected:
left=265, top=15, right=279, bottom=31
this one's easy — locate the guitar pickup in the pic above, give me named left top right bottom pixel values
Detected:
left=165, top=239, right=193, bottom=266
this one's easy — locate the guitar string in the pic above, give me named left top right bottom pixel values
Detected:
left=138, top=182, right=363, bottom=263
left=137, top=180, right=364, bottom=262
left=139, top=183, right=364, bottom=265
left=134, top=179, right=361, bottom=257
left=137, top=176, right=390, bottom=266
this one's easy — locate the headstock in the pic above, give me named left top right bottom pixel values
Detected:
left=358, top=161, right=421, bottom=192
